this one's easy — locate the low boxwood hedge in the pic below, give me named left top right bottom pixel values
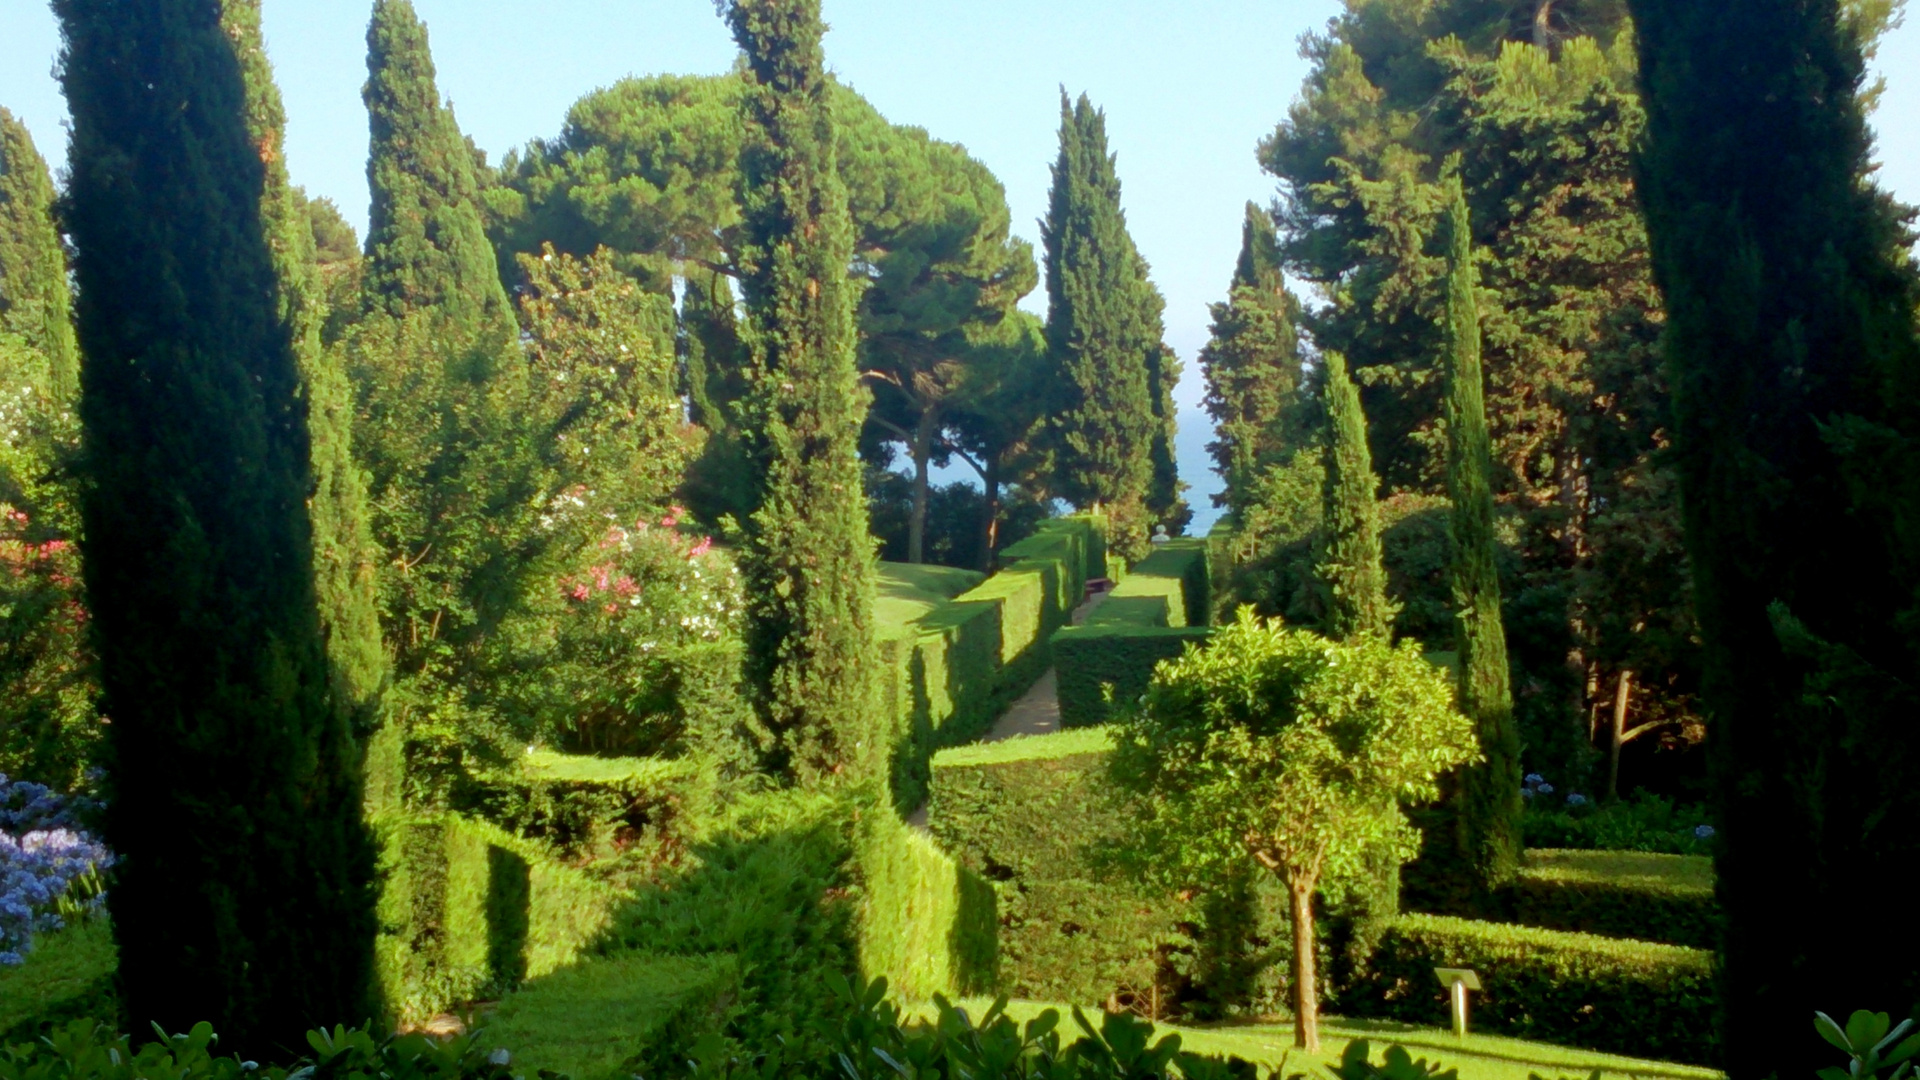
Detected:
left=1345, top=913, right=1716, bottom=1065
left=1052, top=625, right=1213, bottom=730
left=451, top=751, right=710, bottom=866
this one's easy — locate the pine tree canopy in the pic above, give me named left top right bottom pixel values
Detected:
left=1040, top=90, right=1168, bottom=549
left=0, top=109, right=78, bottom=404
left=724, top=0, right=881, bottom=783
left=1630, top=0, right=1920, bottom=1066
left=56, top=0, right=375, bottom=1047
left=1318, top=351, right=1394, bottom=642
left=1441, top=176, right=1520, bottom=892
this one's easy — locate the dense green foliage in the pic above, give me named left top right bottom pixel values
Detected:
left=1349, top=914, right=1715, bottom=1064
left=725, top=0, right=882, bottom=782
left=1257, top=6, right=1689, bottom=794
left=1200, top=204, right=1303, bottom=520
left=56, top=0, right=376, bottom=1047
left=1108, top=614, right=1478, bottom=1049
left=855, top=812, right=997, bottom=1002
left=1499, top=850, right=1715, bottom=949
left=0, top=112, right=92, bottom=791
left=0, top=111, right=77, bottom=402
left=1629, top=0, right=1920, bottom=1066
left=1041, top=93, right=1172, bottom=552
left=0, top=921, right=116, bottom=1045
left=1441, top=181, right=1520, bottom=893
left=1318, top=353, right=1394, bottom=642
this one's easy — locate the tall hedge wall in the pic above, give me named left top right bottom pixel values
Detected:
left=1053, top=538, right=1213, bottom=729
left=926, top=728, right=1290, bottom=1015
left=881, top=516, right=1103, bottom=810
left=1345, top=913, right=1716, bottom=1064
left=375, top=812, right=622, bottom=1021
left=856, top=812, right=997, bottom=1001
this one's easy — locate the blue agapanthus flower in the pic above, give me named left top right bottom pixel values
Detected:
left=1694, top=824, right=1716, bottom=839
left=1, top=774, right=112, bottom=965
left=1524, top=773, right=1546, bottom=787
left=1566, top=792, right=1588, bottom=808
left=1535, top=782, right=1554, bottom=795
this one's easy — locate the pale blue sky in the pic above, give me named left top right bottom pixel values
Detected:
left=3, top=2, right=1917, bottom=528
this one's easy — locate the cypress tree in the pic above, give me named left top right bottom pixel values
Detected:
left=55, top=0, right=375, bottom=1047
left=1629, top=0, right=1920, bottom=1068
left=723, top=0, right=881, bottom=782
left=0, top=109, right=77, bottom=403
left=1146, top=340, right=1190, bottom=533
left=1441, top=179, right=1520, bottom=890
left=223, top=0, right=389, bottom=760
left=1201, top=202, right=1304, bottom=518
left=1041, top=91, right=1158, bottom=550
left=355, top=0, right=539, bottom=694
left=1318, top=352, right=1394, bottom=641
left=363, top=0, right=514, bottom=342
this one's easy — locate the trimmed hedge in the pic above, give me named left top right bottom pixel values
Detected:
left=855, top=811, right=997, bottom=1001
left=928, top=728, right=1290, bottom=1015
left=1053, top=539, right=1214, bottom=729
left=478, top=951, right=741, bottom=1080
left=375, top=812, right=622, bottom=1021
left=881, top=516, right=1103, bottom=810
left=1346, top=913, right=1715, bottom=1065
left=1503, top=849, right=1716, bottom=949
left=1052, top=626, right=1213, bottom=730
left=451, top=751, right=710, bottom=866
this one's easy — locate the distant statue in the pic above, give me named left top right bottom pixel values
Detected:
left=1150, top=524, right=1171, bottom=546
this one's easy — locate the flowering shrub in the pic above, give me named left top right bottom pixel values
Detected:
left=0, top=775, right=110, bottom=965
left=510, top=506, right=748, bottom=762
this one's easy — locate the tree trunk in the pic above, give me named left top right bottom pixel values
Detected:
left=977, top=454, right=1002, bottom=572
left=908, top=409, right=936, bottom=564
left=1287, top=871, right=1322, bottom=1052
left=1532, top=0, right=1555, bottom=49
left=1608, top=668, right=1633, bottom=800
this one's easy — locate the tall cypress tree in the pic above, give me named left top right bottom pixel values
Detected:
left=1041, top=91, right=1159, bottom=550
left=723, top=0, right=881, bottom=783
left=0, top=109, right=77, bottom=403
left=1146, top=340, right=1190, bottom=533
left=55, top=0, right=375, bottom=1047
left=1441, top=179, right=1520, bottom=890
left=1629, top=0, right=1920, bottom=1069
left=354, top=0, right=539, bottom=694
left=1202, top=202, right=1303, bottom=518
left=1318, top=351, right=1394, bottom=640
left=224, top=0, right=389, bottom=759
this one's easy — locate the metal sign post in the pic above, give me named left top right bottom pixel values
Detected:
left=1433, top=968, right=1482, bottom=1038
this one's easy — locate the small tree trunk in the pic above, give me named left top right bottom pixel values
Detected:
left=1287, top=870, right=1322, bottom=1052
left=908, top=410, right=936, bottom=565
left=1532, top=0, right=1555, bottom=49
left=1608, top=668, right=1633, bottom=801
left=977, top=454, right=1002, bottom=572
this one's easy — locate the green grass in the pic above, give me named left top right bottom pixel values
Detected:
left=931, top=725, right=1114, bottom=768
left=478, top=951, right=739, bottom=1080
left=0, top=918, right=119, bottom=1041
left=877, top=562, right=987, bottom=636
left=941, top=1003, right=1720, bottom=1080
left=1520, top=849, right=1713, bottom=894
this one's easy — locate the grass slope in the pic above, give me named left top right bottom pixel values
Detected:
left=1519, top=849, right=1712, bottom=893
left=877, top=563, right=985, bottom=635
left=944, top=1003, right=1720, bottom=1080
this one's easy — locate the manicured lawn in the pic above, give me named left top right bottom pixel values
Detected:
left=943, top=1001, right=1721, bottom=1080
left=876, top=562, right=984, bottom=635
left=0, top=918, right=118, bottom=1042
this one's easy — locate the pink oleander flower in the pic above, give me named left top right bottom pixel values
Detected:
left=687, top=536, right=713, bottom=560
